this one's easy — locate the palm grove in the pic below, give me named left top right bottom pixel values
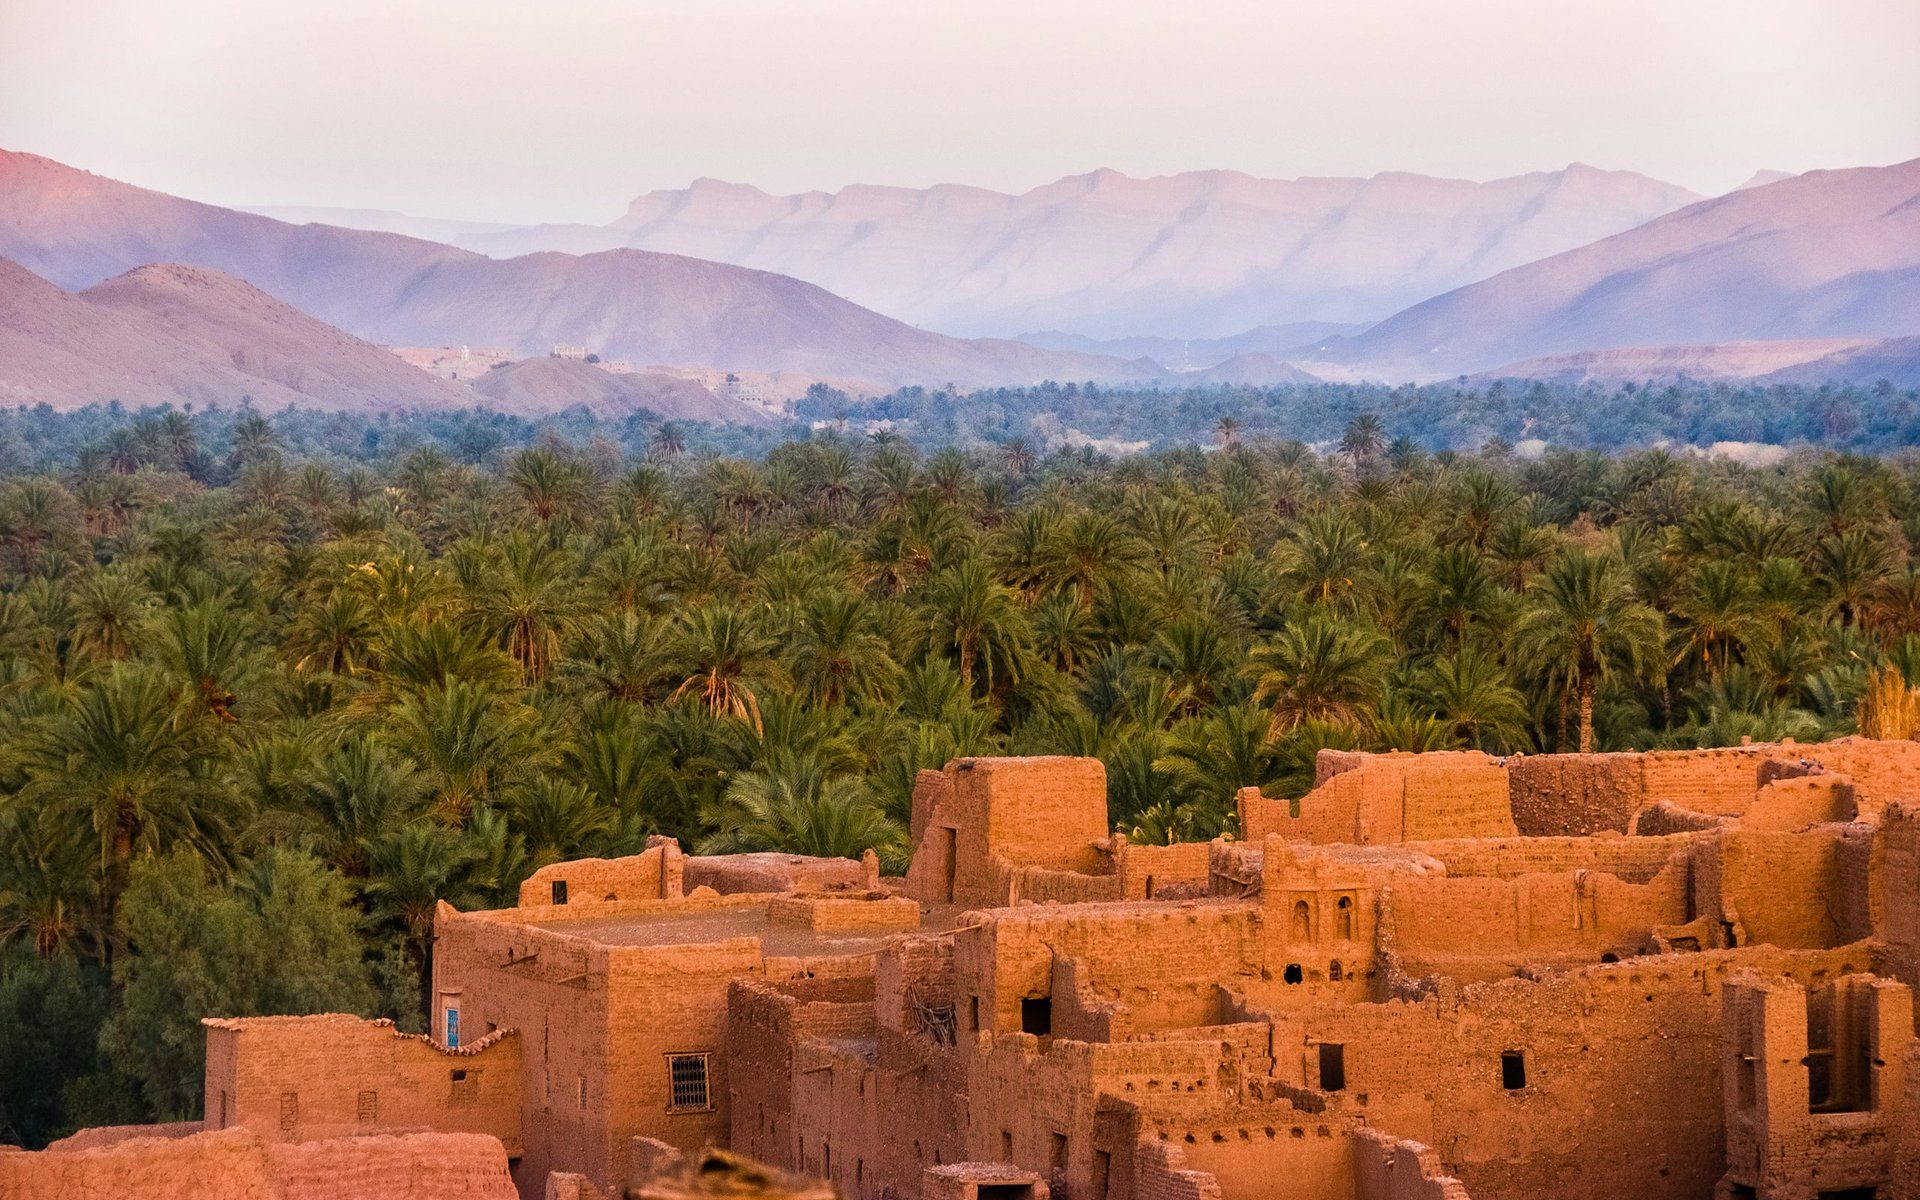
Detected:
left=6, top=406, right=1920, bottom=1147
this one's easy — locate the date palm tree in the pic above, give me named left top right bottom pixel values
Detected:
left=1247, top=614, right=1388, bottom=737
left=665, top=603, right=780, bottom=731
left=1518, top=551, right=1664, bottom=753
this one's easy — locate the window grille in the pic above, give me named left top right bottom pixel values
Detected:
left=667, top=1053, right=711, bottom=1112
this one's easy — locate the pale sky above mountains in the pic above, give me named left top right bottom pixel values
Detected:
left=1, top=0, right=1916, bottom=225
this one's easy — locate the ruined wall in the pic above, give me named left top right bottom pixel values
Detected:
left=1693, top=828, right=1863, bottom=949
left=1739, top=774, right=1858, bottom=830
left=1508, top=738, right=1920, bottom=837
left=1118, top=841, right=1216, bottom=901
left=1383, top=861, right=1691, bottom=979
left=906, top=757, right=1111, bottom=907
left=0, top=1126, right=517, bottom=1200
left=956, top=902, right=1268, bottom=1037
left=1243, top=753, right=1514, bottom=847
left=1349, top=1131, right=1471, bottom=1200
left=1264, top=944, right=1879, bottom=1200
left=519, top=842, right=681, bottom=908
left=1401, top=833, right=1690, bottom=883
left=201, top=1014, right=521, bottom=1153
left=1883, top=807, right=1920, bottom=987
left=1506, top=754, right=1643, bottom=836
left=1719, top=974, right=1914, bottom=1198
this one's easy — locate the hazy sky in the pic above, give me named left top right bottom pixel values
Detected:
left=3, top=0, right=1917, bottom=224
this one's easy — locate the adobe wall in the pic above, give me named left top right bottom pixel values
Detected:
left=602, top=938, right=769, bottom=1183
left=1508, top=737, right=1920, bottom=837
left=1241, top=753, right=1515, bottom=847
left=0, top=1126, right=517, bottom=1200
left=432, top=904, right=619, bottom=1198
left=684, top=852, right=869, bottom=896
left=1400, top=834, right=1691, bottom=883
left=1116, top=840, right=1216, bottom=900
left=1692, top=828, right=1868, bottom=950
left=1382, top=859, right=1691, bottom=980
left=1264, top=944, right=1879, bottom=1200
left=906, top=757, right=1111, bottom=907
left=955, top=902, right=1267, bottom=1037
left=202, top=1013, right=521, bottom=1153
left=726, top=978, right=880, bottom=1196
left=1506, top=754, right=1644, bottom=835
left=519, top=841, right=682, bottom=908
left=1882, top=807, right=1920, bottom=987
left=1719, top=974, right=1914, bottom=1198
left=1349, top=1130, right=1472, bottom=1200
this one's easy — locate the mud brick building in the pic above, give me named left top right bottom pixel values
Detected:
left=24, top=737, right=1920, bottom=1200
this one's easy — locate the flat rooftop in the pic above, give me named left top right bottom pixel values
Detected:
left=533, top=899, right=962, bottom=957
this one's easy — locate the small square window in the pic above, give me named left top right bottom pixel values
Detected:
left=279, top=1092, right=298, bottom=1131
left=667, top=1052, right=712, bottom=1112
left=356, top=1090, right=378, bottom=1123
left=1501, top=1051, right=1527, bottom=1090
left=551, top=879, right=568, bottom=905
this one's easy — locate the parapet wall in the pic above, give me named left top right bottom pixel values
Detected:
left=907, top=757, right=1111, bottom=907
left=520, top=841, right=682, bottom=907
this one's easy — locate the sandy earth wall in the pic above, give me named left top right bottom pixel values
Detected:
left=203, top=1014, right=521, bottom=1152
left=0, top=1126, right=517, bottom=1200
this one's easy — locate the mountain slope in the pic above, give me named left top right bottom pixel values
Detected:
left=467, top=357, right=768, bottom=422
left=430, top=166, right=1702, bottom=339
left=1759, top=336, right=1920, bottom=389
left=1326, top=160, right=1920, bottom=379
left=0, top=256, right=472, bottom=410
left=1471, top=338, right=1875, bottom=385
left=0, top=150, right=1152, bottom=389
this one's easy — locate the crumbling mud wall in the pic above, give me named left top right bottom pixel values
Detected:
left=520, top=842, right=683, bottom=908
left=1383, top=859, right=1691, bottom=979
left=1242, top=753, right=1515, bottom=846
left=0, top=1126, right=517, bottom=1200
left=202, top=1014, right=521, bottom=1153
left=907, top=757, right=1111, bottom=907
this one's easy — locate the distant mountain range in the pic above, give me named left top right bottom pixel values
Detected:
left=0, top=150, right=1153, bottom=391
left=3, top=146, right=1916, bottom=411
left=1319, top=159, right=1920, bottom=379
left=0, top=255, right=473, bottom=411
left=249, top=166, right=1704, bottom=340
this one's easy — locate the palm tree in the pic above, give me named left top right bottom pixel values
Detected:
left=507, top=447, right=592, bottom=528
left=1288, top=512, right=1368, bottom=608
left=71, top=566, right=155, bottom=663
left=17, top=665, right=229, bottom=907
left=665, top=603, right=780, bottom=730
left=1518, top=551, right=1664, bottom=753
left=921, top=557, right=1030, bottom=694
left=699, top=753, right=903, bottom=863
left=293, top=735, right=431, bottom=878
left=1412, top=647, right=1531, bottom=751
left=1339, top=413, right=1386, bottom=466
left=1246, top=614, right=1388, bottom=737
left=287, top=590, right=377, bottom=676
left=783, top=592, right=900, bottom=708
left=366, top=823, right=484, bottom=1021
left=1040, top=511, right=1148, bottom=610
left=1671, top=560, right=1757, bottom=680
left=475, top=534, right=584, bottom=684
